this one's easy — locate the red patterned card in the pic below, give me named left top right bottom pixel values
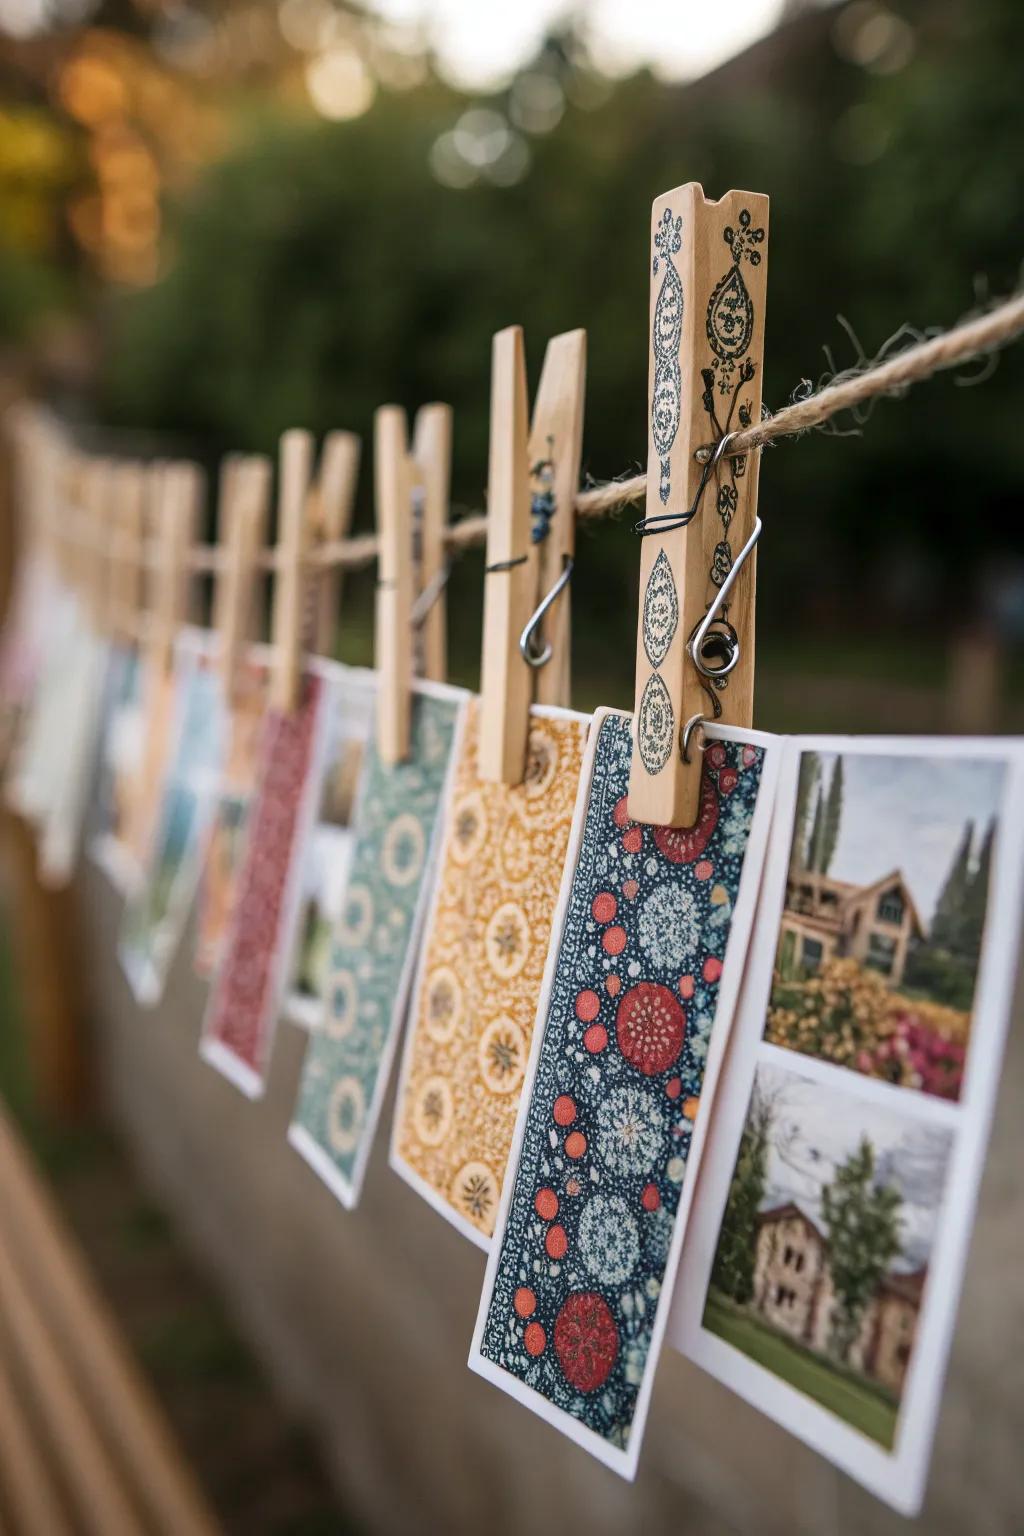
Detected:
left=201, top=670, right=328, bottom=1097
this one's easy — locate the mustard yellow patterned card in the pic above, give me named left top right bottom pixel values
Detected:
left=391, top=699, right=590, bottom=1248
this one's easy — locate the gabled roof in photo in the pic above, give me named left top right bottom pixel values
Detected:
left=849, top=868, right=926, bottom=938
left=755, top=1200, right=823, bottom=1240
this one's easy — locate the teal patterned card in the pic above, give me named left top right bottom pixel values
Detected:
left=289, top=683, right=465, bottom=1208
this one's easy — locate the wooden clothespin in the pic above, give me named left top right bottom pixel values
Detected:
left=374, top=402, right=452, bottom=763
left=109, top=461, right=146, bottom=646
left=150, top=460, right=203, bottom=675
left=213, top=454, right=271, bottom=703
left=478, top=325, right=586, bottom=784
left=56, top=450, right=85, bottom=597
left=269, top=429, right=315, bottom=712
left=411, top=405, right=451, bottom=685
left=628, top=182, right=768, bottom=826
left=81, top=457, right=114, bottom=636
left=311, top=430, right=360, bottom=658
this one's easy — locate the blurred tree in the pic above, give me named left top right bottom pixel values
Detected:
left=820, top=756, right=844, bottom=874
left=5, top=0, right=1020, bottom=696
left=821, top=1136, right=903, bottom=1365
left=710, top=1080, right=773, bottom=1306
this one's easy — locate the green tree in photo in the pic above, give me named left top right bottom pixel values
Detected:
left=930, top=820, right=974, bottom=956
left=819, top=756, right=844, bottom=875
left=821, top=1138, right=902, bottom=1365
left=906, top=816, right=988, bottom=1006
left=961, top=817, right=995, bottom=962
left=807, top=787, right=825, bottom=880
left=790, top=751, right=820, bottom=873
left=711, top=1085, right=773, bottom=1305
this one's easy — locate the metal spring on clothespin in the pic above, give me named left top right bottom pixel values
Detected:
left=679, top=431, right=763, bottom=761
left=478, top=325, right=586, bottom=785
left=519, top=553, right=574, bottom=669
left=685, top=430, right=762, bottom=683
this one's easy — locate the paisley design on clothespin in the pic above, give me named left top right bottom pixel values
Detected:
left=702, top=208, right=764, bottom=597
left=642, top=549, right=679, bottom=670
left=629, top=185, right=768, bottom=829
left=651, top=208, right=683, bottom=505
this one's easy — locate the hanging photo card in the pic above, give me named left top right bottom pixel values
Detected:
left=0, top=551, right=58, bottom=772
left=118, top=631, right=226, bottom=1006
left=192, top=650, right=272, bottom=977
left=391, top=699, right=590, bottom=1247
left=90, top=643, right=148, bottom=894
left=120, top=656, right=180, bottom=880
left=289, top=680, right=467, bottom=1209
left=469, top=710, right=780, bottom=1477
left=671, top=735, right=1024, bottom=1515
left=37, top=625, right=110, bottom=887
left=5, top=583, right=81, bottom=824
left=199, top=659, right=341, bottom=1098
left=282, top=669, right=376, bottom=1029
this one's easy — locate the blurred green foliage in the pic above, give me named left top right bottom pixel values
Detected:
left=87, top=0, right=1024, bottom=700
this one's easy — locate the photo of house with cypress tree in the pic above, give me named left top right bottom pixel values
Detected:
left=765, top=750, right=1005, bottom=1101
left=704, top=1061, right=952, bottom=1448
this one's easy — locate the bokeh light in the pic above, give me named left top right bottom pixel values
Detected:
left=306, top=45, right=377, bottom=120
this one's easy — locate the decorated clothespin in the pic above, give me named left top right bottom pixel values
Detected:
left=628, top=182, right=768, bottom=827
left=478, top=325, right=586, bottom=784
left=213, top=454, right=272, bottom=703
left=269, top=430, right=315, bottom=712
left=310, top=430, right=360, bottom=659
left=150, top=460, right=203, bottom=675
left=374, top=402, right=452, bottom=763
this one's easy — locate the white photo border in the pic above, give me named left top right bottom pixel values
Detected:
left=671, top=733, right=1024, bottom=1516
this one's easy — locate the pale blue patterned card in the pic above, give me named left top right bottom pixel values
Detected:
left=469, top=708, right=779, bottom=1478
left=118, top=633, right=225, bottom=1006
left=289, top=681, right=466, bottom=1208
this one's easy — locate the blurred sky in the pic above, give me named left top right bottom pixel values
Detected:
left=755, top=1059, right=952, bottom=1271
left=814, top=752, right=1005, bottom=922
left=365, top=0, right=787, bottom=86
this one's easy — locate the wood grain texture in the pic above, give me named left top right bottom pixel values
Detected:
left=270, top=430, right=314, bottom=712
left=110, top=461, right=145, bottom=646
left=81, top=458, right=112, bottom=635
left=216, top=456, right=271, bottom=702
left=374, top=406, right=414, bottom=762
left=477, top=326, right=536, bottom=784
left=150, top=461, right=201, bottom=676
left=0, top=1103, right=221, bottom=1535
left=0, top=1343, right=74, bottom=1536
left=412, top=403, right=451, bottom=684
left=532, top=329, right=586, bottom=710
left=628, top=182, right=768, bottom=826
left=312, top=429, right=359, bottom=657
left=0, top=1236, right=146, bottom=1534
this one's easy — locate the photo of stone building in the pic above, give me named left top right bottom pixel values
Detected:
left=705, top=1061, right=952, bottom=1448
left=753, top=1201, right=925, bottom=1396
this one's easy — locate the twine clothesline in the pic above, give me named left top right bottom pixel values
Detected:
left=323, top=286, right=1023, bottom=570
left=567, top=287, right=1024, bottom=523
left=44, top=285, right=1024, bottom=579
